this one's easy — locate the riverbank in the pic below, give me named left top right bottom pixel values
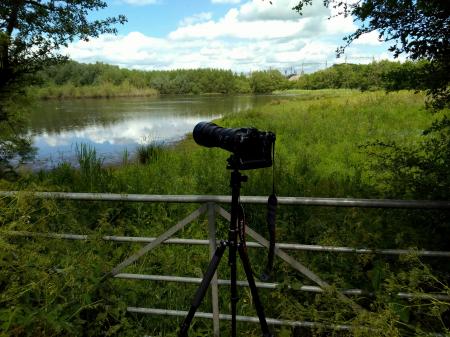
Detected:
left=27, top=82, right=159, bottom=99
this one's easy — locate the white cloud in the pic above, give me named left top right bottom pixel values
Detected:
left=66, top=30, right=340, bottom=72
left=65, top=0, right=391, bottom=72
left=66, top=32, right=174, bottom=69
left=269, top=41, right=336, bottom=63
left=353, top=31, right=383, bottom=46
left=237, top=0, right=327, bottom=21
left=168, top=0, right=348, bottom=41
left=169, top=14, right=308, bottom=40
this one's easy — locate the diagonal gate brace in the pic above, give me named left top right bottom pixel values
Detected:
left=215, top=205, right=364, bottom=313
left=106, top=204, right=207, bottom=278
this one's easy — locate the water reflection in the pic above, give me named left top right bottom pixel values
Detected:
left=32, top=115, right=218, bottom=167
left=28, top=95, right=283, bottom=169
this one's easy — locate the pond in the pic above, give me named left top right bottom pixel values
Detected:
left=27, top=95, right=287, bottom=169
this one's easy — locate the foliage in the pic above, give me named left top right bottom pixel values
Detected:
left=292, top=2, right=450, bottom=246
left=28, top=82, right=158, bottom=99
left=351, top=255, right=450, bottom=337
left=32, top=61, right=256, bottom=96
left=292, top=60, right=429, bottom=92
left=364, top=115, right=450, bottom=200
left=31, top=59, right=437, bottom=99
left=249, top=69, right=288, bottom=94
left=0, top=97, right=35, bottom=178
left=0, top=195, right=142, bottom=337
left=0, top=0, right=125, bottom=92
left=293, top=0, right=450, bottom=110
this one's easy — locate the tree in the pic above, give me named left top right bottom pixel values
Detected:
left=292, top=1, right=450, bottom=200
left=293, top=0, right=450, bottom=109
left=0, top=0, right=126, bottom=175
left=0, top=0, right=126, bottom=94
left=250, top=70, right=287, bottom=94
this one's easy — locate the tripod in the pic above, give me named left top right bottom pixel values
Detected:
left=178, top=167, right=273, bottom=337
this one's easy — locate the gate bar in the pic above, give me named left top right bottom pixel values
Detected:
left=114, top=273, right=450, bottom=301
left=1, top=191, right=449, bottom=209
left=5, top=231, right=450, bottom=257
left=127, top=307, right=354, bottom=331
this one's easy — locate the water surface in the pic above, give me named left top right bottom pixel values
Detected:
left=28, top=95, right=284, bottom=169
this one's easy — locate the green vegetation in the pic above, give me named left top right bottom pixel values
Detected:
left=2, top=0, right=448, bottom=335
left=31, top=61, right=255, bottom=97
left=29, top=60, right=429, bottom=99
left=0, top=0, right=125, bottom=175
left=2, top=90, right=449, bottom=336
left=249, top=69, right=289, bottom=93
left=291, top=60, right=429, bottom=92
left=28, top=82, right=158, bottom=99
left=294, top=1, right=450, bottom=110
left=136, top=143, right=163, bottom=165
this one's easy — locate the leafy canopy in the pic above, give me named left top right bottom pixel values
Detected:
left=293, top=0, right=450, bottom=109
left=0, top=0, right=126, bottom=91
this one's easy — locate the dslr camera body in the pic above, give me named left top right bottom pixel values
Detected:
left=193, top=122, right=276, bottom=170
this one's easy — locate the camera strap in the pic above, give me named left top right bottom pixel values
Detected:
left=261, top=144, right=277, bottom=281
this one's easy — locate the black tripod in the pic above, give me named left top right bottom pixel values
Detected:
left=178, top=167, right=273, bottom=337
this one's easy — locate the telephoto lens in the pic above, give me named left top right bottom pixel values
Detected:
left=193, top=122, right=246, bottom=153
left=192, top=121, right=275, bottom=170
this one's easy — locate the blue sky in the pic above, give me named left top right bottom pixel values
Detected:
left=98, top=0, right=233, bottom=36
left=66, top=0, right=395, bottom=73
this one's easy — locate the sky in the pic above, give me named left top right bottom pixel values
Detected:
left=65, top=0, right=395, bottom=73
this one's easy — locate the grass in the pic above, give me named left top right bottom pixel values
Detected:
left=136, top=143, right=164, bottom=165
left=99, top=90, right=429, bottom=196
left=27, top=81, right=158, bottom=99
left=1, top=89, right=449, bottom=337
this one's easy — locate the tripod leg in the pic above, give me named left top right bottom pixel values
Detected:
left=179, top=241, right=227, bottom=337
left=229, top=169, right=243, bottom=337
left=230, top=241, right=238, bottom=337
left=238, top=244, right=273, bottom=337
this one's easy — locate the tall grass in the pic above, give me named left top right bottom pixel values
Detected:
left=110, top=90, right=431, bottom=198
left=75, top=143, right=113, bottom=192
left=28, top=81, right=158, bottom=99
left=136, top=143, right=163, bottom=165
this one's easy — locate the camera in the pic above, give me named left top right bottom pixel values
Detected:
left=193, top=122, right=276, bottom=170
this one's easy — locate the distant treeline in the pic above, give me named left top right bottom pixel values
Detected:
left=30, top=59, right=429, bottom=98
left=31, top=61, right=284, bottom=96
left=292, top=60, right=429, bottom=91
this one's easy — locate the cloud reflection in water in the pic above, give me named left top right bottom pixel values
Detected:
left=32, top=115, right=218, bottom=168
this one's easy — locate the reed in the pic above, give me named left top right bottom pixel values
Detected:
left=28, top=82, right=158, bottom=99
left=136, top=143, right=163, bottom=165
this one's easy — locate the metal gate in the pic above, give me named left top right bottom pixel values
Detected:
left=2, top=191, right=450, bottom=336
